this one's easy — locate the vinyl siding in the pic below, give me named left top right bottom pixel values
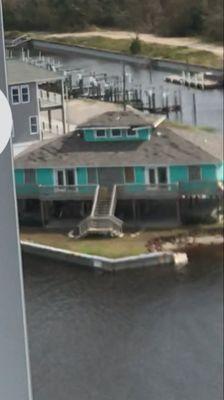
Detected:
left=216, top=163, right=224, bottom=180
left=201, top=164, right=217, bottom=181
left=77, top=167, right=88, bottom=185
left=36, top=169, right=54, bottom=186
left=169, top=166, right=188, bottom=183
left=83, top=128, right=151, bottom=142
left=15, top=169, right=24, bottom=185
left=135, top=167, right=145, bottom=184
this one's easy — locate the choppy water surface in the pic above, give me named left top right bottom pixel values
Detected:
left=23, top=246, right=223, bottom=400
left=39, top=51, right=223, bottom=131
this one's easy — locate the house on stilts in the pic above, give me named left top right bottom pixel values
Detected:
left=14, top=109, right=223, bottom=237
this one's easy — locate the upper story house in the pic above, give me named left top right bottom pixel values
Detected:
left=6, top=59, right=66, bottom=155
left=14, top=110, right=223, bottom=236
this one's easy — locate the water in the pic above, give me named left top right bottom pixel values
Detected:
left=36, top=51, right=223, bottom=131
left=23, top=246, right=223, bottom=400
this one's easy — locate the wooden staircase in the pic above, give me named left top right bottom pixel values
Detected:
left=78, top=185, right=123, bottom=238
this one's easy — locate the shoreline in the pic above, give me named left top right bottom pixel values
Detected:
left=20, top=226, right=223, bottom=261
left=30, top=37, right=222, bottom=71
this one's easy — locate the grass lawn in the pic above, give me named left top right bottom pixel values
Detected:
left=44, top=35, right=222, bottom=69
left=20, top=224, right=222, bottom=259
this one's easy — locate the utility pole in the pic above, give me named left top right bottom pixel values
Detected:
left=0, top=2, right=33, bottom=399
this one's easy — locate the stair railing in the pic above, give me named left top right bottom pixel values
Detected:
left=109, top=185, right=117, bottom=216
left=91, top=185, right=100, bottom=217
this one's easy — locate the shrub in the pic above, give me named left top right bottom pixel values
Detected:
left=130, top=36, right=142, bottom=55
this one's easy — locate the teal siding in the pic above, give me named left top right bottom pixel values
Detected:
left=201, top=164, right=216, bottom=181
left=216, top=163, right=224, bottom=181
left=77, top=167, right=88, bottom=185
left=136, top=128, right=152, bottom=140
left=84, top=129, right=95, bottom=141
left=83, top=128, right=150, bottom=142
left=36, top=169, right=54, bottom=186
left=169, top=166, right=188, bottom=183
left=15, top=169, right=24, bottom=185
left=135, top=167, right=145, bottom=184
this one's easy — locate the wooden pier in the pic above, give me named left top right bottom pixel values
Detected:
left=165, top=72, right=223, bottom=90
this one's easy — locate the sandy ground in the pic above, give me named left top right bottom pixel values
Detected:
left=51, top=98, right=122, bottom=128
left=47, top=30, right=223, bottom=58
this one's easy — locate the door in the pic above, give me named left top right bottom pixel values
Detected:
left=98, top=168, right=124, bottom=186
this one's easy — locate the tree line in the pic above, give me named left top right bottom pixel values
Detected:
left=3, top=0, right=223, bottom=42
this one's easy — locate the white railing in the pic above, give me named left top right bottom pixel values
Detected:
left=109, top=185, right=117, bottom=216
left=38, top=90, right=62, bottom=108
left=91, top=185, right=100, bottom=217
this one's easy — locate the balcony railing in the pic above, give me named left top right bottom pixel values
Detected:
left=16, top=181, right=223, bottom=201
left=179, top=181, right=221, bottom=196
left=116, top=183, right=180, bottom=199
left=16, top=184, right=97, bottom=200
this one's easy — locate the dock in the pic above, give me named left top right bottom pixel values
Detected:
left=165, top=72, right=223, bottom=90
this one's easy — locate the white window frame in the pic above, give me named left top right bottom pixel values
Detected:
left=126, top=130, right=139, bottom=138
left=11, top=86, right=20, bottom=105
left=111, top=128, right=123, bottom=138
left=24, top=169, right=36, bottom=185
left=124, top=167, right=136, bottom=184
left=94, top=129, right=106, bottom=139
left=54, top=168, right=77, bottom=189
left=145, top=166, right=170, bottom=185
left=29, top=116, right=39, bottom=135
left=21, top=85, right=30, bottom=104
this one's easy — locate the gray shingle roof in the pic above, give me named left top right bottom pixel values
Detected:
left=7, top=59, right=63, bottom=85
left=14, top=128, right=220, bottom=169
left=78, top=110, right=163, bottom=128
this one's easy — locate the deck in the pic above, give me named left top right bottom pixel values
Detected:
left=16, top=181, right=221, bottom=202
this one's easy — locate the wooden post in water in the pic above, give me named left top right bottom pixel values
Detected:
left=192, top=92, right=197, bottom=126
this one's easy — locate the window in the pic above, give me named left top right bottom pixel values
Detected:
left=11, top=86, right=20, bottom=104
left=189, top=166, right=201, bottom=181
left=56, top=170, right=64, bottom=186
left=25, top=169, right=36, bottom=184
left=111, top=129, right=122, bottom=137
left=125, top=167, right=135, bottom=183
left=157, top=167, right=168, bottom=184
left=127, top=129, right=138, bottom=137
left=21, top=85, right=30, bottom=103
left=65, top=169, right=75, bottom=186
left=29, top=116, right=38, bottom=135
left=88, top=168, right=98, bottom=184
left=149, top=168, right=156, bottom=184
left=95, top=129, right=106, bottom=138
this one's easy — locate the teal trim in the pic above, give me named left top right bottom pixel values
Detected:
left=201, top=164, right=217, bottom=181
left=15, top=169, right=24, bottom=185
left=36, top=169, right=54, bottom=186
left=135, top=167, right=145, bottom=184
left=169, top=166, right=188, bottom=183
left=83, top=128, right=151, bottom=142
left=217, top=163, right=224, bottom=181
left=77, top=167, right=88, bottom=185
